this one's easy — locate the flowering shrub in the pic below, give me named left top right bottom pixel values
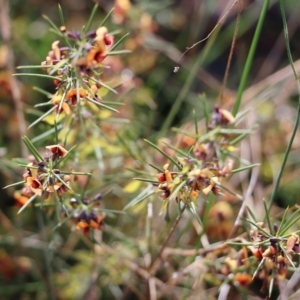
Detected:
left=2, top=1, right=300, bottom=300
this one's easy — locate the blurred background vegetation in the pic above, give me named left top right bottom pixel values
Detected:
left=1, top=0, right=300, bottom=299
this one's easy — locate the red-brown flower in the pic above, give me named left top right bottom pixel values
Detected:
left=65, top=87, right=86, bottom=105
left=46, top=145, right=68, bottom=158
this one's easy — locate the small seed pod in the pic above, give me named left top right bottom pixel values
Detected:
left=94, top=193, right=102, bottom=201
left=157, top=173, right=166, bottom=182
left=262, top=245, right=276, bottom=258
left=70, top=198, right=78, bottom=206
left=160, top=190, right=170, bottom=200
left=286, top=235, right=297, bottom=253
left=234, top=273, right=252, bottom=287
left=293, top=244, right=300, bottom=253
left=60, top=26, right=66, bottom=33
left=67, top=31, right=81, bottom=40
left=253, top=247, right=263, bottom=259
left=85, top=30, right=97, bottom=39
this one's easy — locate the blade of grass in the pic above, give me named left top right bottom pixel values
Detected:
left=126, top=168, right=154, bottom=177
left=187, top=202, right=202, bottom=226
left=109, top=32, right=130, bottom=52
left=49, top=58, right=69, bottom=76
left=3, top=180, right=25, bottom=189
left=269, top=269, right=275, bottom=298
left=32, top=124, right=63, bottom=143
left=134, top=178, right=159, bottom=184
left=230, top=124, right=259, bottom=145
left=279, top=209, right=300, bottom=236
left=14, top=73, right=60, bottom=80
left=17, top=65, right=52, bottom=69
left=277, top=207, right=290, bottom=236
left=252, top=258, right=265, bottom=279
left=18, top=194, right=38, bottom=214
left=97, top=208, right=126, bottom=215
left=231, top=163, right=260, bottom=174
left=86, top=96, right=119, bottom=113
left=52, top=172, right=72, bottom=191
left=148, top=164, right=164, bottom=173
left=43, top=14, right=62, bottom=35
left=43, top=14, right=72, bottom=48
left=199, top=94, right=209, bottom=130
left=144, top=139, right=182, bottom=170
left=171, top=127, right=198, bottom=138
left=61, top=171, right=92, bottom=176
left=28, top=106, right=56, bottom=129
left=93, top=143, right=104, bottom=175
left=22, top=136, right=44, bottom=162
left=226, top=241, right=253, bottom=246
left=246, top=218, right=271, bottom=237
left=54, top=120, right=58, bottom=144
left=89, top=77, right=118, bottom=94
left=279, top=244, right=296, bottom=268
left=85, top=4, right=98, bottom=33
left=34, top=102, right=53, bottom=108
left=33, top=86, right=53, bottom=98
left=263, top=200, right=273, bottom=235
left=213, top=179, right=243, bottom=200
left=58, top=4, right=65, bottom=26
left=246, top=206, right=258, bottom=223
left=123, top=186, right=155, bottom=210
left=193, top=109, right=198, bottom=135
left=107, top=50, right=131, bottom=55
left=161, top=141, right=190, bottom=157
left=101, top=101, right=125, bottom=106
left=98, top=7, right=114, bottom=28
left=168, top=180, right=187, bottom=202
left=232, top=0, right=270, bottom=116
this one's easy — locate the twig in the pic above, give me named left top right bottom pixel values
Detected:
left=174, top=0, right=238, bottom=71
left=219, top=0, right=243, bottom=103
left=230, top=112, right=261, bottom=236
left=149, top=202, right=188, bottom=276
left=161, top=236, right=249, bottom=258
left=101, top=243, right=166, bottom=291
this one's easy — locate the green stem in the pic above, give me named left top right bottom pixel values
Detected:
left=232, top=0, right=270, bottom=116
left=268, top=0, right=300, bottom=209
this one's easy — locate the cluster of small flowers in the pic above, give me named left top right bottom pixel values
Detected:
left=156, top=106, right=235, bottom=201
left=69, top=195, right=106, bottom=235
left=14, top=145, right=107, bottom=235
left=41, top=26, right=114, bottom=115
left=250, top=225, right=300, bottom=279
left=215, top=224, right=300, bottom=296
left=21, top=145, right=71, bottom=199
